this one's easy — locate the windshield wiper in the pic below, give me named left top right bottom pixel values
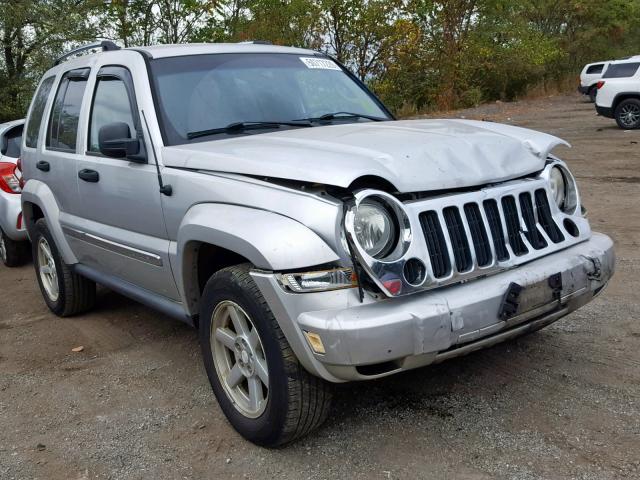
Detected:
left=295, top=111, right=387, bottom=123
left=187, top=121, right=311, bottom=140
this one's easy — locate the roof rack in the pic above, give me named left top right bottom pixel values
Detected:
left=237, top=40, right=273, bottom=45
left=54, top=40, right=120, bottom=66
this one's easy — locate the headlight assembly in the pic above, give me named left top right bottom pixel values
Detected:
left=353, top=199, right=397, bottom=258
left=547, top=164, right=579, bottom=215
left=345, top=191, right=412, bottom=262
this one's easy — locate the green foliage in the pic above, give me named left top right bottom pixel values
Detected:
left=0, top=0, right=101, bottom=121
left=2, top=0, right=640, bottom=122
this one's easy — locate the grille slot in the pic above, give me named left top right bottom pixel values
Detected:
left=519, top=192, right=548, bottom=249
left=534, top=189, right=564, bottom=243
left=501, top=196, right=528, bottom=256
left=483, top=199, right=509, bottom=261
left=464, top=203, right=492, bottom=267
left=419, top=211, right=451, bottom=278
left=443, top=206, right=472, bottom=272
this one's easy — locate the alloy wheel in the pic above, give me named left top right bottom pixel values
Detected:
left=210, top=300, right=269, bottom=418
left=37, top=237, right=59, bottom=302
left=619, top=103, right=640, bottom=128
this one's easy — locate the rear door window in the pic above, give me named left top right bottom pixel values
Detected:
left=46, top=69, right=90, bottom=152
left=603, top=63, right=640, bottom=79
left=586, top=64, right=604, bottom=74
left=25, top=76, right=55, bottom=148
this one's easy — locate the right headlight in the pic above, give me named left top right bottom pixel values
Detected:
left=548, top=164, right=579, bottom=215
left=353, top=199, right=397, bottom=258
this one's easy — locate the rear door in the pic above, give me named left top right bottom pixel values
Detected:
left=72, top=65, right=179, bottom=300
left=27, top=69, right=90, bottom=222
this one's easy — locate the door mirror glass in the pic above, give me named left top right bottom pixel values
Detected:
left=98, top=122, right=140, bottom=159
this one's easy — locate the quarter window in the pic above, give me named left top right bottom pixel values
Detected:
left=47, top=69, right=90, bottom=152
left=25, top=76, right=55, bottom=148
left=586, top=64, right=604, bottom=74
left=88, top=77, right=136, bottom=153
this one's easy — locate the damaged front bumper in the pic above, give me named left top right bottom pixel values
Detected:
left=252, top=232, right=614, bottom=383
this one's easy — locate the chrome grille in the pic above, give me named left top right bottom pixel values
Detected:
left=417, top=185, right=576, bottom=279
left=347, top=173, right=591, bottom=298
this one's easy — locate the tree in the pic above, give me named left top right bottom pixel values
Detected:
left=0, top=0, right=100, bottom=121
left=318, top=0, right=402, bottom=80
left=102, top=0, right=157, bottom=47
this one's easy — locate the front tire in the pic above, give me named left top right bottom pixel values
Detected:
left=199, top=264, right=332, bottom=447
left=0, top=228, right=30, bottom=267
left=614, top=98, right=640, bottom=129
left=32, top=218, right=96, bottom=316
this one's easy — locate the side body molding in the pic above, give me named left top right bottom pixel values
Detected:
left=21, top=179, right=78, bottom=265
left=175, top=203, right=340, bottom=314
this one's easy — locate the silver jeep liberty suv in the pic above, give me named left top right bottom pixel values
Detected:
left=21, top=41, right=615, bottom=446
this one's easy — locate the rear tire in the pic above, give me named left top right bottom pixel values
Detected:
left=614, top=98, right=640, bottom=129
left=588, top=86, right=597, bottom=103
left=199, top=263, right=332, bottom=447
left=0, top=228, right=30, bottom=267
left=32, top=218, right=96, bottom=316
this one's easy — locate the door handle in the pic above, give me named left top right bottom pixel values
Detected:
left=36, top=161, right=50, bottom=172
left=78, top=169, right=100, bottom=183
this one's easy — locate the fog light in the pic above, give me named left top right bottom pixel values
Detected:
left=304, top=331, right=326, bottom=354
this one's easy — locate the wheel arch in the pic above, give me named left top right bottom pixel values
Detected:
left=175, top=203, right=340, bottom=316
left=21, top=180, right=77, bottom=264
left=612, top=92, right=640, bottom=111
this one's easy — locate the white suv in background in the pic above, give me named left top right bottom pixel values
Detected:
left=579, top=61, right=610, bottom=102
left=595, top=60, right=640, bottom=129
left=0, top=119, right=29, bottom=266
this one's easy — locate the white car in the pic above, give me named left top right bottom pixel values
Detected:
left=595, top=60, right=640, bottom=129
left=579, top=55, right=640, bottom=102
left=0, top=119, right=29, bottom=266
left=579, top=61, right=610, bottom=102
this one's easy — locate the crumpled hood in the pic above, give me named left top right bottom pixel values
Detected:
left=162, top=119, right=568, bottom=193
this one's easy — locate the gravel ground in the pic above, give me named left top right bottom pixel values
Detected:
left=1, top=94, right=639, bottom=480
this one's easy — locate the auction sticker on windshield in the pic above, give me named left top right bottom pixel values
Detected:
left=299, top=57, right=341, bottom=70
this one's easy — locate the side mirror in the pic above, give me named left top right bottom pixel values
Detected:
left=98, top=122, right=144, bottom=162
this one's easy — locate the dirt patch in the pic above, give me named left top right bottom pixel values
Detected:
left=1, top=93, right=639, bottom=480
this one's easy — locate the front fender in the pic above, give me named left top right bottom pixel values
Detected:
left=175, top=203, right=340, bottom=313
left=21, top=180, right=77, bottom=264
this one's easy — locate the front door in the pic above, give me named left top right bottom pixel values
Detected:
left=72, top=66, right=179, bottom=300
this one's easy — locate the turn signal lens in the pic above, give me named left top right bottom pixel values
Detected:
left=0, top=162, right=21, bottom=194
left=279, top=268, right=357, bottom=293
left=303, top=331, right=326, bottom=354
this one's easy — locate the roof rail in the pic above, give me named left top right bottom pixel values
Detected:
left=54, top=40, right=120, bottom=66
left=237, top=40, right=273, bottom=45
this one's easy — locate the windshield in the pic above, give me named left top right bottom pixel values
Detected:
left=149, top=53, right=390, bottom=145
